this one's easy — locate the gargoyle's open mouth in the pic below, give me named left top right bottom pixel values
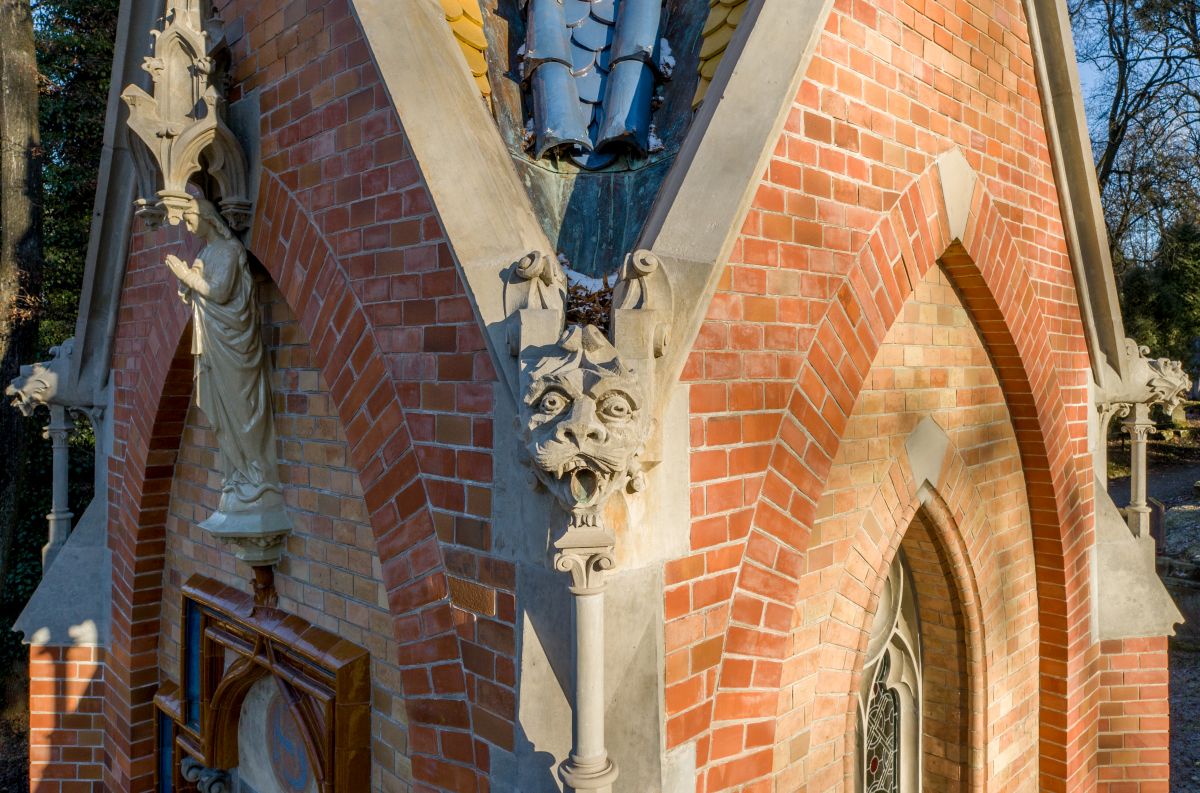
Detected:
left=569, top=467, right=600, bottom=505
left=556, top=458, right=605, bottom=506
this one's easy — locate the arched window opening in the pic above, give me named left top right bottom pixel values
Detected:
left=858, top=550, right=922, bottom=792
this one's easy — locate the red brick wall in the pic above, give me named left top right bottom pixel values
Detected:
left=155, top=283, right=413, bottom=789
left=103, top=0, right=512, bottom=789
left=1097, top=637, right=1171, bottom=793
left=663, top=0, right=1104, bottom=787
left=28, top=645, right=105, bottom=792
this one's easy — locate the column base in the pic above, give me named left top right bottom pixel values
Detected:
left=559, top=755, right=618, bottom=793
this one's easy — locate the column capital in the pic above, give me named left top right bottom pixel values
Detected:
left=554, top=545, right=616, bottom=596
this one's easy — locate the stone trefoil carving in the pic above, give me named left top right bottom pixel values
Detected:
left=507, top=247, right=671, bottom=793
left=1098, top=339, right=1192, bottom=538
left=122, top=0, right=252, bottom=229
left=167, top=200, right=291, bottom=566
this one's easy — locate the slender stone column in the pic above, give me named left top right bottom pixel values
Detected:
left=555, top=544, right=618, bottom=793
left=42, top=404, right=74, bottom=570
left=1122, top=402, right=1154, bottom=538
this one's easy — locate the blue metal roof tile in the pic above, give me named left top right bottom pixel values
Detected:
left=524, top=0, right=666, bottom=168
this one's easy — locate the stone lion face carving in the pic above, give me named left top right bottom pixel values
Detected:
left=6, top=362, right=52, bottom=417
left=521, top=325, right=651, bottom=524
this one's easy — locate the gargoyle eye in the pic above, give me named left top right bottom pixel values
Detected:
left=599, top=394, right=634, bottom=421
left=538, top=391, right=569, bottom=415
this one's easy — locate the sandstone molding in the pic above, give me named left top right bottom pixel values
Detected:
left=121, top=0, right=252, bottom=230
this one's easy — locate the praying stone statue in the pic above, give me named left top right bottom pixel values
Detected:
left=166, top=198, right=291, bottom=565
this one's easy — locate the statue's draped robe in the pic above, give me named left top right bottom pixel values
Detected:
left=184, top=241, right=280, bottom=509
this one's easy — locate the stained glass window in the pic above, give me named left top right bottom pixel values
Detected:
left=858, top=551, right=921, bottom=792
left=863, top=654, right=899, bottom=793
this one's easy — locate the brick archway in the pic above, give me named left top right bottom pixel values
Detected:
left=696, top=158, right=1093, bottom=791
left=104, top=176, right=486, bottom=792
left=797, top=438, right=994, bottom=792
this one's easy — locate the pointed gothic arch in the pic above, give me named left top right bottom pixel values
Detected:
left=694, top=154, right=1091, bottom=791
left=105, top=176, right=488, bottom=791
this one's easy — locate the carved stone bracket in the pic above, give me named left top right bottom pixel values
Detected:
left=6, top=339, right=104, bottom=574
left=121, top=0, right=252, bottom=230
left=505, top=250, right=568, bottom=355
left=1098, top=339, right=1192, bottom=539
left=611, top=249, right=672, bottom=359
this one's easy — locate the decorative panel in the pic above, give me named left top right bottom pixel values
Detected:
left=154, top=575, right=370, bottom=793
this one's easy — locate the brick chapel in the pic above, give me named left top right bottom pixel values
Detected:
left=7, top=0, right=1191, bottom=791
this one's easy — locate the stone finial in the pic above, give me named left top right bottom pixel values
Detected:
left=121, top=0, right=251, bottom=230
left=519, top=325, right=652, bottom=529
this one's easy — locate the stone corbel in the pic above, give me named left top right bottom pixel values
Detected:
left=1097, top=339, right=1192, bottom=538
left=503, top=246, right=673, bottom=793
left=6, top=339, right=103, bottom=571
left=121, top=0, right=252, bottom=230
left=181, top=757, right=231, bottom=793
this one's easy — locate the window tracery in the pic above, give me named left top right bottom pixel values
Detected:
left=858, top=551, right=922, bottom=793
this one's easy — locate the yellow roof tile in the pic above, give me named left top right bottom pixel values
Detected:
left=451, top=16, right=488, bottom=51
left=698, top=23, right=733, bottom=60
left=694, top=0, right=749, bottom=107
left=442, top=0, right=492, bottom=101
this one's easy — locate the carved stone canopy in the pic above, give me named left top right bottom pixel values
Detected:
left=122, top=0, right=252, bottom=230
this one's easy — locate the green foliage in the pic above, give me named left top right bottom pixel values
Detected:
left=0, top=0, right=116, bottom=674
left=1120, top=221, right=1200, bottom=370
left=32, top=0, right=119, bottom=355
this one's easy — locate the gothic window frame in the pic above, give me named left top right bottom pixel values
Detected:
left=857, top=550, right=922, bottom=793
left=154, top=574, right=371, bottom=793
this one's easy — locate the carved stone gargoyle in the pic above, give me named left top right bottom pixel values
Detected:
left=520, top=324, right=653, bottom=528
left=121, top=0, right=252, bottom=230
left=507, top=248, right=670, bottom=552
left=1097, top=338, right=1192, bottom=431
left=506, top=248, right=672, bottom=793
left=5, top=339, right=98, bottom=419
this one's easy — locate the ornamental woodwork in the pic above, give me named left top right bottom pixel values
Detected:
left=154, top=575, right=370, bottom=793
